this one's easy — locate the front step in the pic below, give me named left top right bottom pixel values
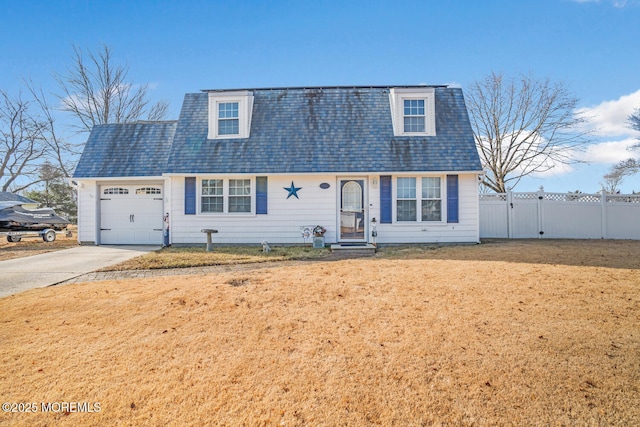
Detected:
left=330, top=243, right=377, bottom=256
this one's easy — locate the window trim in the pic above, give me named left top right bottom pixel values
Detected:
left=389, top=87, right=436, bottom=136
left=207, top=91, right=254, bottom=140
left=198, top=177, right=255, bottom=215
left=393, top=175, right=446, bottom=224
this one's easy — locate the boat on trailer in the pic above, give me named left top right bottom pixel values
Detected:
left=0, top=201, right=71, bottom=242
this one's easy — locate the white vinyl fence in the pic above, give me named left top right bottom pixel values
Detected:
left=480, top=189, right=640, bottom=240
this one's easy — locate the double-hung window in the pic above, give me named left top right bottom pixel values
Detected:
left=397, top=177, right=417, bottom=221
left=218, top=102, right=239, bottom=135
left=201, top=178, right=252, bottom=214
left=389, top=87, right=435, bottom=136
left=201, top=179, right=223, bottom=213
left=396, top=177, right=443, bottom=222
left=229, top=179, right=251, bottom=213
left=403, top=99, right=425, bottom=133
left=207, top=91, right=254, bottom=139
left=421, top=177, right=442, bottom=221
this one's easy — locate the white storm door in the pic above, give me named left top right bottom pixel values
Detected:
left=339, top=179, right=366, bottom=241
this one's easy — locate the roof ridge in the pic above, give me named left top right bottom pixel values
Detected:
left=95, top=120, right=178, bottom=127
left=201, top=85, right=449, bottom=93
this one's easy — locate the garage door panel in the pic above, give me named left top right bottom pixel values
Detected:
left=100, top=185, right=163, bottom=245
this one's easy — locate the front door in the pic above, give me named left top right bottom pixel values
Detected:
left=339, top=179, right=365, bottom=241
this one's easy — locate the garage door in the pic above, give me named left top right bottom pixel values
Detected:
left=100, top=185, right=164, bottom=244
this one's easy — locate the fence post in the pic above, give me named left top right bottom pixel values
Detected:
left=537, top=186, right=545, bottom=239
left=601, top=191, right=607, bottom=239
left=506, top=189, right=513, bottom=239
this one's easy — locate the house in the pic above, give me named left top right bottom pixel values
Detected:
left=0, top=192, right=39, bottom=210
left=72, top=85, right=483, bottom=246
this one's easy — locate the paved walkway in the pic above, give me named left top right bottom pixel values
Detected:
left=1, top=248, right=375, bottom=298
left=0, top=245, right=158, bottom=298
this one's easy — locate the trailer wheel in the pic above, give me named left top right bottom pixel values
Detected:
left=42, top=229, right=56, bottom=242
left=7, top=235, right=22, bottom=243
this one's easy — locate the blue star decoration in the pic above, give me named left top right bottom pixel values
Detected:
left=283, top=181, right=302, bottom=199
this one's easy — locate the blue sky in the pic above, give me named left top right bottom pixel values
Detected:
left=2, top=0, right=639, bottom=192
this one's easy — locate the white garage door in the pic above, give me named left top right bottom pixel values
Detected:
left=100, top=185, right=164, bottom=244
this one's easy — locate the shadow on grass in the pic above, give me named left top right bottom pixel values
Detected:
left=375, top=239, right=640, bottom=270
left=100, top=245, right=333, bottom=271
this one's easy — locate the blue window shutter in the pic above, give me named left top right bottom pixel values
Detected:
left=447, top=175, right=459, bottom=223
left=380, top=175, right=392, bottom=224
left=256, top=176, right=268, bottom=214
left=185, top=177, right=196, bottom=215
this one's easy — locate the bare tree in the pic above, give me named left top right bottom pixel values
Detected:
left=601, top=158, right=639, bottom=193
left=26, top=80, right=78, bottom=178
left=630, top=107, right=640, bottom=150
left=0, top=90, right=48, bottom=192
left=466, top=72, right=591, bottom=193
left=55, top=44, right=169, bottom=133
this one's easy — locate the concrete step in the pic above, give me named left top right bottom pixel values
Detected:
left=330, top=243, right=377, bottom=256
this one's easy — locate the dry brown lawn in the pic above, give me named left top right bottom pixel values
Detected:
left=1, top=240, right=639, bottom=426
left=0, top=226, right=77, bottom=261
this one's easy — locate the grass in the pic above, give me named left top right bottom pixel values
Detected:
left=98, top=245, right=332, bottom=271
left=0, top=240, right=639, bottom=425
left=0, top=226, right=77, bottom=261
left=101, top=238, right=640, bottom=271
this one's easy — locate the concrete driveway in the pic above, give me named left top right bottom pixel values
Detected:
left=0, top=245, right=157, bottom=298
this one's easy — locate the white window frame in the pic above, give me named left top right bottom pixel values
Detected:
left=199, top=177, right=255, bottom=215
left=421, top=177, right=442, bottom=222
left=217, top=102, right=239, bottom=136
left=393, top=175, right=446, bottom=223
left=208, top=91, right=254, bottom=139
left=396, top=177, right=417, bottom=222
left=389, top=87, right=436, bottom=136
left=403, top=99, right=426, bottom=133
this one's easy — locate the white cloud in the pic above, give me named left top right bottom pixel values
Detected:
left=529, top=163, right=575, bottom=178
left=578, top=138, right=638, bottom=163
left=577, top=88, right=640, bottom=137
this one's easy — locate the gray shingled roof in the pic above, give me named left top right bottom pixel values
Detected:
left=0, top=192, right=37, bottom=204
left=73, top=121, right=177, bottom=178
left=167, top=87, right=481, bottom=174
left=74, top=87, right=481, bottom=178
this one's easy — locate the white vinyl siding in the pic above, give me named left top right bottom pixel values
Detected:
left=166, top=173, right=480, bottom=245
left=170, top=175, right=338, bottom=244
left=373, top=174, right=480, bottom=244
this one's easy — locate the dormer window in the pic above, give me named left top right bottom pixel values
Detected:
left=404, top=99, right=425, bottom=133
left=389, top=87, right=436, bottom=136
left=208, top=91, right=254, bottom=139
left=218, top=102, right=239, bottom=135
